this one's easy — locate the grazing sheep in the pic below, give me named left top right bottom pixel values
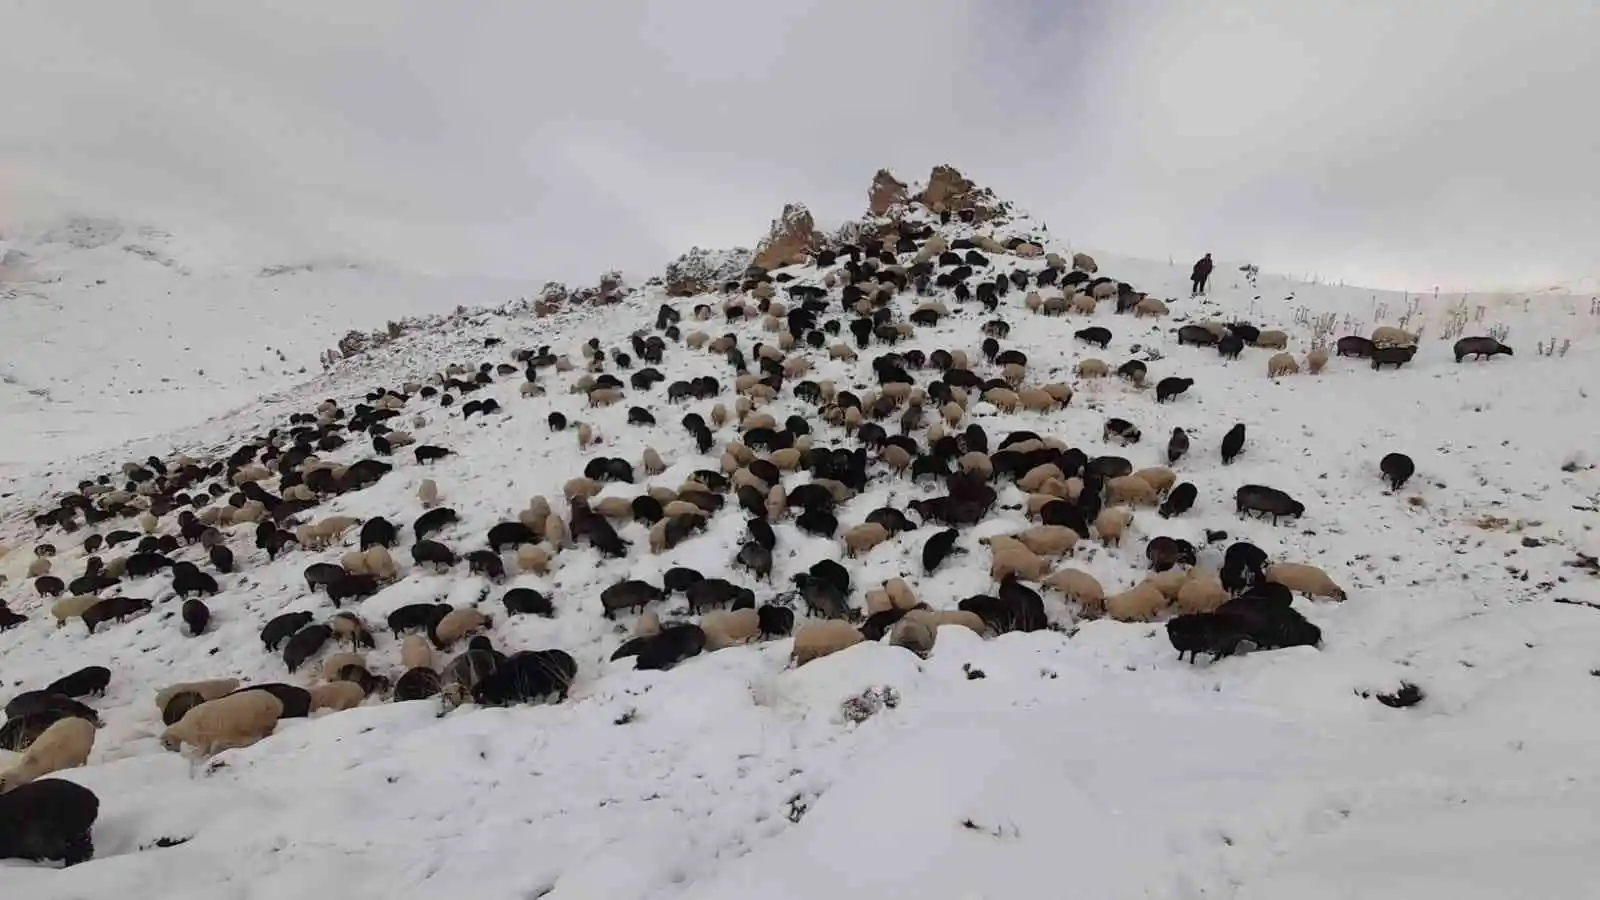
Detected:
left=843, top=522, right=891, bottom=556
left=1235, top=484, right=1305, bottom=523
left=321, top=652, right=367, bottom=682
left=154, top=679, right=239, bottom=713
left=889, top=617, right=937, bottom=657
left=1106, top=475, right=1159, bottom=506
left=792, top=620, right=865, bottom=666
left=0, top=717, right=95, bottom=793
left=989, top=542, right=1049, bottom=582
left=1380, top=452, right=1415, bottom=491
left=1335, top=335, right=1376, bottom=358
left=49, top=595, right=100, bottom=629
left=1176, top=569, right=1229, bottom=614
left=309, top=682, right=366, bottom=712
left=701, top=608, right=761, bottom=650
left=1094, top=507, right=1133, bottom=546
left=1144, top=568, right=1187, bottom=600
left=160, top=690, right=282, bottom=755
left=1453, top=336, right=1513, bottom=362
left=0, top=778, right=100, bottom=866
left=1132, top=467, right=1176, bottom=494
left=1015, top=525, right=1080, bottom=557
left=1105, top=582, right=1167, bottom=622
left=1158, top=482, right=1198, bottom=518
left=903, top=608, right=987, bottom=636
left=429, top=607, right=491, bottom=649
left=283, top=624, right=334, bottom=672
left=1265, top=562, right=1347, bottom=601
left=1221, top=423, right=1246, bottom=464
left=1077, top=358, right=1109, bottom=378
left=418, top=479, right=440, bottom=507
left=1133, top=297, right=1169, bottom=317
left=1306, top=346, right=1329, bottom=374
left=1370, top=345, right=1418, bottom=369
left=1267, top=352, right=1300, bottom=378
left=515, top=545, right=552, bottom=575
left=884, top=577, right=919, bottom=611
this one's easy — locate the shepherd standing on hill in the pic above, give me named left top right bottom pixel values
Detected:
left=1190, top=253, right=1214, bottom=297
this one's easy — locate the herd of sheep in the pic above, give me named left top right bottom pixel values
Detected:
left=0, top=204, right=1518, bottom=868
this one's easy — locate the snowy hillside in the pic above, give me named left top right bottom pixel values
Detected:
left=0, top=217, right=537, bottom=472
left=3, top=169, right=1600, bottom=899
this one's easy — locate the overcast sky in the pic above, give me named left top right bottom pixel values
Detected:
left=3, top=1, right=1596, bottom=292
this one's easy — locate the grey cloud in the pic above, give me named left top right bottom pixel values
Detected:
left=2, top=1, right=1595, bottom=291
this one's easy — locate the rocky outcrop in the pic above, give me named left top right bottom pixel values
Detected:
left=664, top=247, right=752, bottom=297
left=868, top=169, right=910, bottom=216
left=752, top=203, right=824, bottom=270
left=918, top=165, right=1003, bottom=222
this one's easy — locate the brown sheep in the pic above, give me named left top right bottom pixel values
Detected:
left=642, top=447, right=667, bottom=476
left=889, top=617, right=936, bottom=657
left=161, top=691, right=282, bottom=755
left=1254, top=329, right=1289, bottom=350
left=519, top=381, right=545, bottom=398
left=904, top=608, right=988, bottom=636
left=1144, top=569, right=1187, bottom=600
left=1094, top=507, right=1133, bottom=546
left=1025, top=292, right=1044, bottom=313
left=544, top=513, right=571, bottom=549
left=1267, top=352, right=1300, bottom=378
left=843, top=522, right=891, bottom=556
left=595, top=497, right=634, bottom=520
left=1044, top=568, right=1105, bottom=613
left=1131, top=467, right=1176, bottom=494
left=1106, top=475, right=1159, bottom=506
left=1306, top=346, right=1329, bottom=375
left=401, top=634, right=434, bottom=670
left=769, top=448, right=803, bottom=471
left=829, top=343, right=858, bottom=361
left=432, top=607, right=491, bottom=647
left=0, top=716, right=95, bottom=792
left=983, top=387, right=1020, bottom=413
left=418, top=479, right=440, bottom=508
left=1176, top=569, right=1228, bottom=614
left=1068, top=293, right=1097, bottom=315
left=309, top=682, right=366, bottom=713
left=1105, top=582, right=1168, bottom=622
left=155, top=679, right=240, bottom=712
left=1018, top=388, right=1057, bottom=412
left=514, top=545, right=553, bottom=577
left=989, top=543, right=1050, bottom=582
left=563, top=477, right=602, bottom=502
left=864, top=587, right=894, bottom=615
left=1370, top=326, right=1418, bottom=348
left=1018, top=463, right=1065, bottom=494
left=958, top=451, right=993, bottom=479
left=941, top=401, right=964, bottom=425
left=884, top=578, right=918, bottom=611
left=1042, top=383, right=1073, bottom=405
left=793, top=620, right=865, bottom=666
left=1134, top=297, right=1169, bottom=317
left=765, top=485, right=786, bottom=519
left=701, top=608, right=761, bottom=651
left=1001, top=363, right=1027, bottom=387
left=1077, top=358, right=1109, bottom=378
left=1265, top=562, right=1348, bottom=601
left=880, top=445, right=913, bottom=472
left=576, top=423, right=594, bottom=447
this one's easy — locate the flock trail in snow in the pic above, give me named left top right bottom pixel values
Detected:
left=3, top=170, right=1600, bottom=899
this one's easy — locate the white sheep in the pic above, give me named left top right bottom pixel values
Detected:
left=154, top=678, right=241, bottom=712
left=701, top=608, right=761, bottom=651
left=889, top=617, right=936, bottom=657
left=309, top=682, right=366, bottom=713
left=792, top=620, right=864, bottom=666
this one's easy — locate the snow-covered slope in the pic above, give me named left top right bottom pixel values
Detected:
left=0, top=218, right=536, bottom=471
left=3, top=178, right=1600, bottom=899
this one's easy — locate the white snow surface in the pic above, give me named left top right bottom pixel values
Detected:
left=3, top=206, right=1600, bottom=899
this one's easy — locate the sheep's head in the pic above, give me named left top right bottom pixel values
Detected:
left=159, top=729, right=182, bottom=752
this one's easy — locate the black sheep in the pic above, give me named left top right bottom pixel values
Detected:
left=1167, top=427, right=1190, bottom=465
left=261, top=611, right=314, bottom=651
left=231, top=683, right=312, bottom=719
left=600, top=580, right=662, bottom=619
left=1146, top=536, right=1198, bottom=571
left=1075, top=326, right=1112, bottom=349
left=1155, top=377, right=1193, bottom=403
left=394, top=666, right=443, bottom=701
left=757, top=604, right=795, bottom=638
left=1453, top=336, right=1512, bottom=363
left=792, top=572, right=849, bottom=619
left=922, top=527, right=963, bottom=574
left=360, top=517, right=398, bottom=549
left=1176, top=324, right=1218, bottom=346
left=632, top=495, right=665, bottom=525
left=181, top=598, right=210, bottom=636
left=1380, top=452, right=1415, bottom=491
left=747, top=517, right=776, bottom=550
left=1117, top=360, right=1147, bottom=383
left=81, top=596, right=151, bottom=634
left=413, top=507, right=459, bottom=540
left=386, top=603, right=452, bottom=638
left=124, top=552, right=175, bottom=578
left=1158, top=482, right=1198, bottom=518
left=1220, top=542, right=1270, bottom=595
left=1167, top=612, right=1253, bottom=663
left=502, top=588, right=555, bottom=617
left=734, top=541, right=773, bottom=580
left=327, top=573, right=381, bottom=607
left=662, top=566, right=704, bottom=596
left=414, top=445, right=453, bottom=464
left=0, top=779, right=99, bottom=866
left=1103, top=418, right=1141, bottom=445
left=161, top=691, right=205, bottom=726
left=1370, top=345, right=1418, bottom=370
left=473, top=649, right=577, bottom=704
left=208, top=544, right=235, bottom=573
left=1235, top=485, right=1305, bottom=524
left=634, top=625, right=706, bottom=672
left=411, top=539, right=458, bottom=569
left=3, top=691, right=100, bottom=725
left=861, top=607, right=910, bottom=641
left=0, top=710, right=92, bottom=752
left=1217, top=594, right=1322, bottom=650
left=304, top=562, right=346, bottom=593
left=547, top=412, right=568, bottom=431
left=687, top=578, right=750, bottom=613
left=1335, top=335, right=1375, bottom=358
left=171, top=562, right=219, bottom=598
left=282, top=624, right=333, bottom=672
left=1216, top=335, right=1244, bottom=359
left=467, top=549, right=507, bottom=581
left=795, top=508, right=838, bottom=538
left=1220, top=423, right=1246, bottom=465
